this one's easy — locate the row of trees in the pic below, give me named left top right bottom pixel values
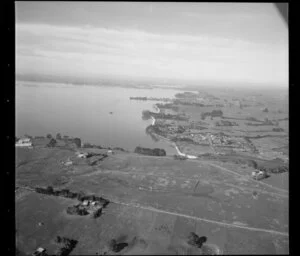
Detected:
left=134, top=146, right=166, bottom=156
left=66, top=205, right=89, bottom=216
left=82, top=143, right=126, bottom=151
left=171, top=137, right=194, bottom=143
left=156, top=103, right=179, bottom=112
left=258, top=165, right=288, bottom=174
left=173, top=99, right=206, bottom=107
left=142, top=110, right=188, bottom=121
left=201, top=110, right=223, bottom=120
left=55, top=236, right=78, bottom=256
left=34, top=186, right=110, bottom=206
left=174, top=91, right=199, bottom=99
left=215, top=120, right=238, bottom=127
left=45, top=134, right=81, bottom=147
left=272, top=128, right=284, bottom=132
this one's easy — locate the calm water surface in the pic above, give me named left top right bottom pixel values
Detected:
left=16, top=81, right=181, bottom=154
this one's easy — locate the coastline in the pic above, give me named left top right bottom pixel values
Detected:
left=150, top=115, right=197, bottom=159
left=151, top=116, right=156, bottom=126
left=173, top=143, right=198, bottom=159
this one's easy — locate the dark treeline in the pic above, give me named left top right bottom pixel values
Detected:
left=245, top=118, right=275, bottom=126
left=34, top=186, right=110, bottom=206
left=171, top=137, right=195, bottom=143
left=173, top=99, right=206, bottom=107
left=55, top=236, right=78, bottom=256
left=142, top=110, right=188, bottom=121
left=82, top=143, right=126, bottom=151
left=174, top=92, right=199, bottom=99
left=201, top=110, right=223, bottom=120
left=272, top=128, right=285, bottom=132
left=156, top=103, right=179, bottom=111
left=134, top=146, right=166, bottom=156
left=66, top=204, right=89, bottom=216
left=46, top=134, right=81, bottom=147
left=215, top=120, right=238, bottom=127
left=146, top=124, right=167, bottom=138
left=130, top=96, right=171, bottom=102
left=258, top=165, right=288, bottom=174
left=222, top=116, right=264, bottom=122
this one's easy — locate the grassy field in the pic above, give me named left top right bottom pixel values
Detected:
left=16, top=145, right=288, bottom=255
left=16, top=88, right=288, bottom=255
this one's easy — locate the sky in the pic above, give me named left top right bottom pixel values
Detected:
left=15, top=2, right=288, bottom=87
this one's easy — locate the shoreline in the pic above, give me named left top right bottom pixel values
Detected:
left=151, top=116, right=156, bottom=126
left=149, top=114, right=197, bottom=159
left=173, top=143, right=198, bottom=159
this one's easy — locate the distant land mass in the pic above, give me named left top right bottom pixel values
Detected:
left=16, top=73, right=288, bottom=92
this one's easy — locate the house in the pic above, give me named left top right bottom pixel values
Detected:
left=107, top=150, right=114, bottom=155
left=76, top=152, right=88, bottom=158
left=32, top=247, right=46, bottom=256
left=16, top=138, right=33, bottom=147
left=251, top=170, right=268, bottom=180
left=82, top=200, right=89, bottom=206
left=64, top=159, right=73, bottom=166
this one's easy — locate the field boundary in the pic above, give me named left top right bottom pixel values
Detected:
left=207, top=163, right=288, bottom=194
left=16, top=185, right=288, bottom=237
left=112, top=200, right=289, bottom=237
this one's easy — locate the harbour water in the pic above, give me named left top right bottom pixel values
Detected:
left=16, top=81, right=181, bottom=155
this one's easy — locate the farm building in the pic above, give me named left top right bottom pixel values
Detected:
left=16, top=138, right=33, bottom=147
left=76, top=151, right=88, bottom=158
left=32, top=247, right=46, bottom=256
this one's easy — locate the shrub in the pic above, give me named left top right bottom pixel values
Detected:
left=77, top=191, right=85, bottom=201
left=47, top=138, right=57, bottom=147
left=177, top=125, right=185, bottom=133
left=55, top=236, right=62, bottom=243
left=46, top=134, right=52, bottom=139
left=66, top=205, right=89, bottom=216
left=83, top=143, right=93, bottom=148
left=142, top=110, right=152, bottom=120
left=134, top=146, right=166, bottom=156
left=93, top=208, right=102, bottom=218
left=174, top=155, right=187, bottom=160
left=263, top=108, right=269, bottom=112
left=46, top=186, right=54, bottom=194
left=73, top=138, right=81, bottom=148
left=272, top=128, right=284, bottom=132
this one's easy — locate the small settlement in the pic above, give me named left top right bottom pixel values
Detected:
left=16, top=137, right=33, bottom=147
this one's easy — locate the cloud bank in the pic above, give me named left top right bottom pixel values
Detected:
left=16, top=23, right=288, bottom=86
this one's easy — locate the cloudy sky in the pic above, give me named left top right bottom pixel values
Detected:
left=16, top=2, right=288, bottom=87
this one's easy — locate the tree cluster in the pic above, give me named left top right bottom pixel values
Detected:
left=272, top=127, right=284, bottom=132
left=156, top=103, right=179, bottom=111
left=47, top=138, right=57, bottom=147
left=34, top=187, right=110, bottom=206
left=55, top=236, right=78, bottom=256
left=134, top=146, right=166, bottom=156
left=66, top=205, right=89, bottom=216
left=173, top=155, right=187, bottom=160
left=215, top=120, right=238, bottom=126
left=201, top=110, right=223, bottom=120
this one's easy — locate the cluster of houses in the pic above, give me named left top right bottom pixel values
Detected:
left=32, top=247, right=47, bottom=256
left=16, top=137, right=33, bottom=147
left=82, top=199, right=99, bottom=207
left=75, top=151, right=88, bottom=158
left=251, top=169, right=269, bottom=181
left=75, top=150, right=114, bottom=159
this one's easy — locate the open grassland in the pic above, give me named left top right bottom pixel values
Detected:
left=16, top=144, right=288, bottom=255
left=16, top=88, right=288, bottom=255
